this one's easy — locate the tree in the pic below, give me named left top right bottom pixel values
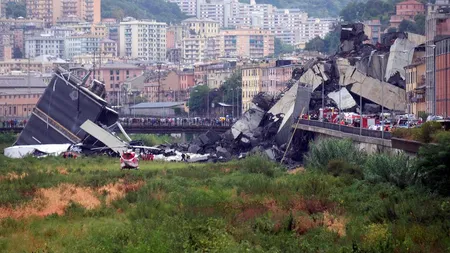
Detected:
left=188, top=85, right=210, bottom=116
left=5, top=2, right=26, bottom=18
left=274, top=38, right=296, bottom=57
left=305, top=36, right=325, bottom=52
left=417, top=132, right=450, bottom=196
left=220, top=71, right=242, bottom=109
left=12, top=47, right=23, bottom=59
left=398, top=19, right=421, bottom=34
left=414, top=14, right=426, bottom=35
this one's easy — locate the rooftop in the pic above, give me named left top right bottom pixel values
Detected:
left=182, top=17, right=218, bottom=23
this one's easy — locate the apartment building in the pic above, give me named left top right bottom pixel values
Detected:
left=26, top=0, right=62, bottom=26
left=61, top=0, right=101, bottom=24
left=119, top=19, right=167, bottom=62
left=0, top=57, right=65, bottom=74
left=295, top=18, right=336, bottom=45
left=364, top=20, right=382, bottom=44
left=390, top=0, right=425, bottom=27
left=218, top=28, right=274, bottom=58
left=425, top=0, right=450, bottom=114
left=166, top=25, right=184, bottom=49
left=405, top=58, right=426, bottom=116
left=167, top=0, right=197, bottom=16
left=241, top=66, right=262, bottom=111
left=181, top=18, right=220, bottom=64
left=24, top=35, right=65, bottom=58
left=64, top=34, right=103, bottom=59
left=435, top=36, right=450, bottom=117
left=46, top=26, right=75, bottom=38
left=100, top=38, right=117, bottom=56
left=0, top=33, right=12, bottom=61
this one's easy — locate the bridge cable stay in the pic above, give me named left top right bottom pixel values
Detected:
left=280, top=108, right=305, bottom=164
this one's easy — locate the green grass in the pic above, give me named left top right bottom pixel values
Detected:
left=1, top=135, right=450, bottom=252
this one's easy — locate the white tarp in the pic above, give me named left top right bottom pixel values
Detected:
left=327, top=88, right=357, bottom=110
left=385, top=38, right=416, bottom=80
left=4, top=144, right=71, bottom=158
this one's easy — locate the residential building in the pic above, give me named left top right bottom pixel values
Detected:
left=425, top=0, right=450, bottom=114
left=26, top=0, right=62, bottom=26
left=167, top=48, right=182, bottom=63
left=390, top=0, right=425, bottom=27
left=0, top=76, right=47, bottom=119
left=85, top=0, right=101, bottom=23
left=435, top=36, right=450, bottom=117
left=295, top=18, right=336, bottom=46
left=61, top=0, right=101, bottom=24
left=166, top=25, right=183, bottom=49
left=181, top=17, right=220, bottom=38
left=218, top=28, right=274, bottom=58
left=24, top=35, right=65, bottom=58
left=405, top=57, right=426, bottom=116
left=143, top=70, right=186, bottom=102
left=0, top=18, right=46, bottom=30
left=64, top=34, right=103, bottom=59
left=167, top=0, right=197, bottom=16
left=0, top=56, right=66, bottom=75
left=364, top=20, right=382, bottom=44
left=0, top=33, right=12, bottom=61
left=181, top=18, right=220, bottom=64
left=72, top=53, right=116, bottom=65
left=179, top=70, right=195, bottom=90
left=207, top=70, right=232, bottom=89
left=46, top=26, right=75, bottom=38
left=241, top=66, right=261, bottom=111
left=119, top=18, right=167, bottom=61
left=100, top=38, right=117, bottom=56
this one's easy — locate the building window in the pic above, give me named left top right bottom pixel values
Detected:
left=110, top=76, right=114, bottom=80
left=116, top=76, right=119, bottom=80
left=116, top=70, right=119, bottom=75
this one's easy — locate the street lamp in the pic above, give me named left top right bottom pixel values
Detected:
left=378, top=53, right=386, bottom=139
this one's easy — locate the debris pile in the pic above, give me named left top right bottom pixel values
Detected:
left=174, top=23, right=422, bottom=163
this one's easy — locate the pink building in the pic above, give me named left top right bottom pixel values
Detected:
left=166, top=30, right=175, bottom=49
left=179, top=71, right=195, bottom=90
left=390, top=0, right=425, bottom=27
left=77, top=63, right=144, bottom=103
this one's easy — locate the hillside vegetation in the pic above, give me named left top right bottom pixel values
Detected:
left=101, top=0, right=188, bottom=23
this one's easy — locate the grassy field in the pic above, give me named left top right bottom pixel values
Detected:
left=0, top=135, right=450, bottom=252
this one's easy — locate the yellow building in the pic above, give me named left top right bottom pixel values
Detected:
left=241, top=66, right=262, bottom=112
left=181, top=18, right=220, bottom=64
left=68, top=23, right=108, bottom=37
left=405, top=58, right=426, bottom=116
left=219, top=28, right=275, bottom=59
left=181, top=18, right=220, bottom=38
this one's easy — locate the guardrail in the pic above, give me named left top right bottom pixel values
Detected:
left=297, top=119, right=392, bottom=140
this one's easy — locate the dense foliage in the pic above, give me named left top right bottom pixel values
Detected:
left=305, top=26, right=340, bottom=55
left=101, top=0, right=187, bottom=23
left=274, top=38, right=296, bottom=57
left=392, top=121, right=443, bottom=143
left=5, top=2, right=26, bottom=18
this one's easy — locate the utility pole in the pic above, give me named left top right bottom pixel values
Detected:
left=157, top=63, right=161, bottom=102
left=93, top=49, right=96, bottom=80
left=27, top=56, right=30, bottom=95
left=379, top=54, right=385, bottom=139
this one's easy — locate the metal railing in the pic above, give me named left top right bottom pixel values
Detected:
left=297, top=119, right=392, bottom=140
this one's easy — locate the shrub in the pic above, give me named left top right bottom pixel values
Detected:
left=364, top=152, right=418, bottom=188
left=0, top=132, right=16, bottom=145
left=412, top=121, right=442, bottom=143
left=239, top=154, right=279, bottom=177
left=326, top=159, right=363, bottom=180
left=305, top=138, right=365, bottom=171
left=416, top=131, right=450, bottom=196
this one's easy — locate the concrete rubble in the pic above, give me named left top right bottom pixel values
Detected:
left=171, top=23, right=424, bottom=164
left=5, top=23, right=424, bottom=165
